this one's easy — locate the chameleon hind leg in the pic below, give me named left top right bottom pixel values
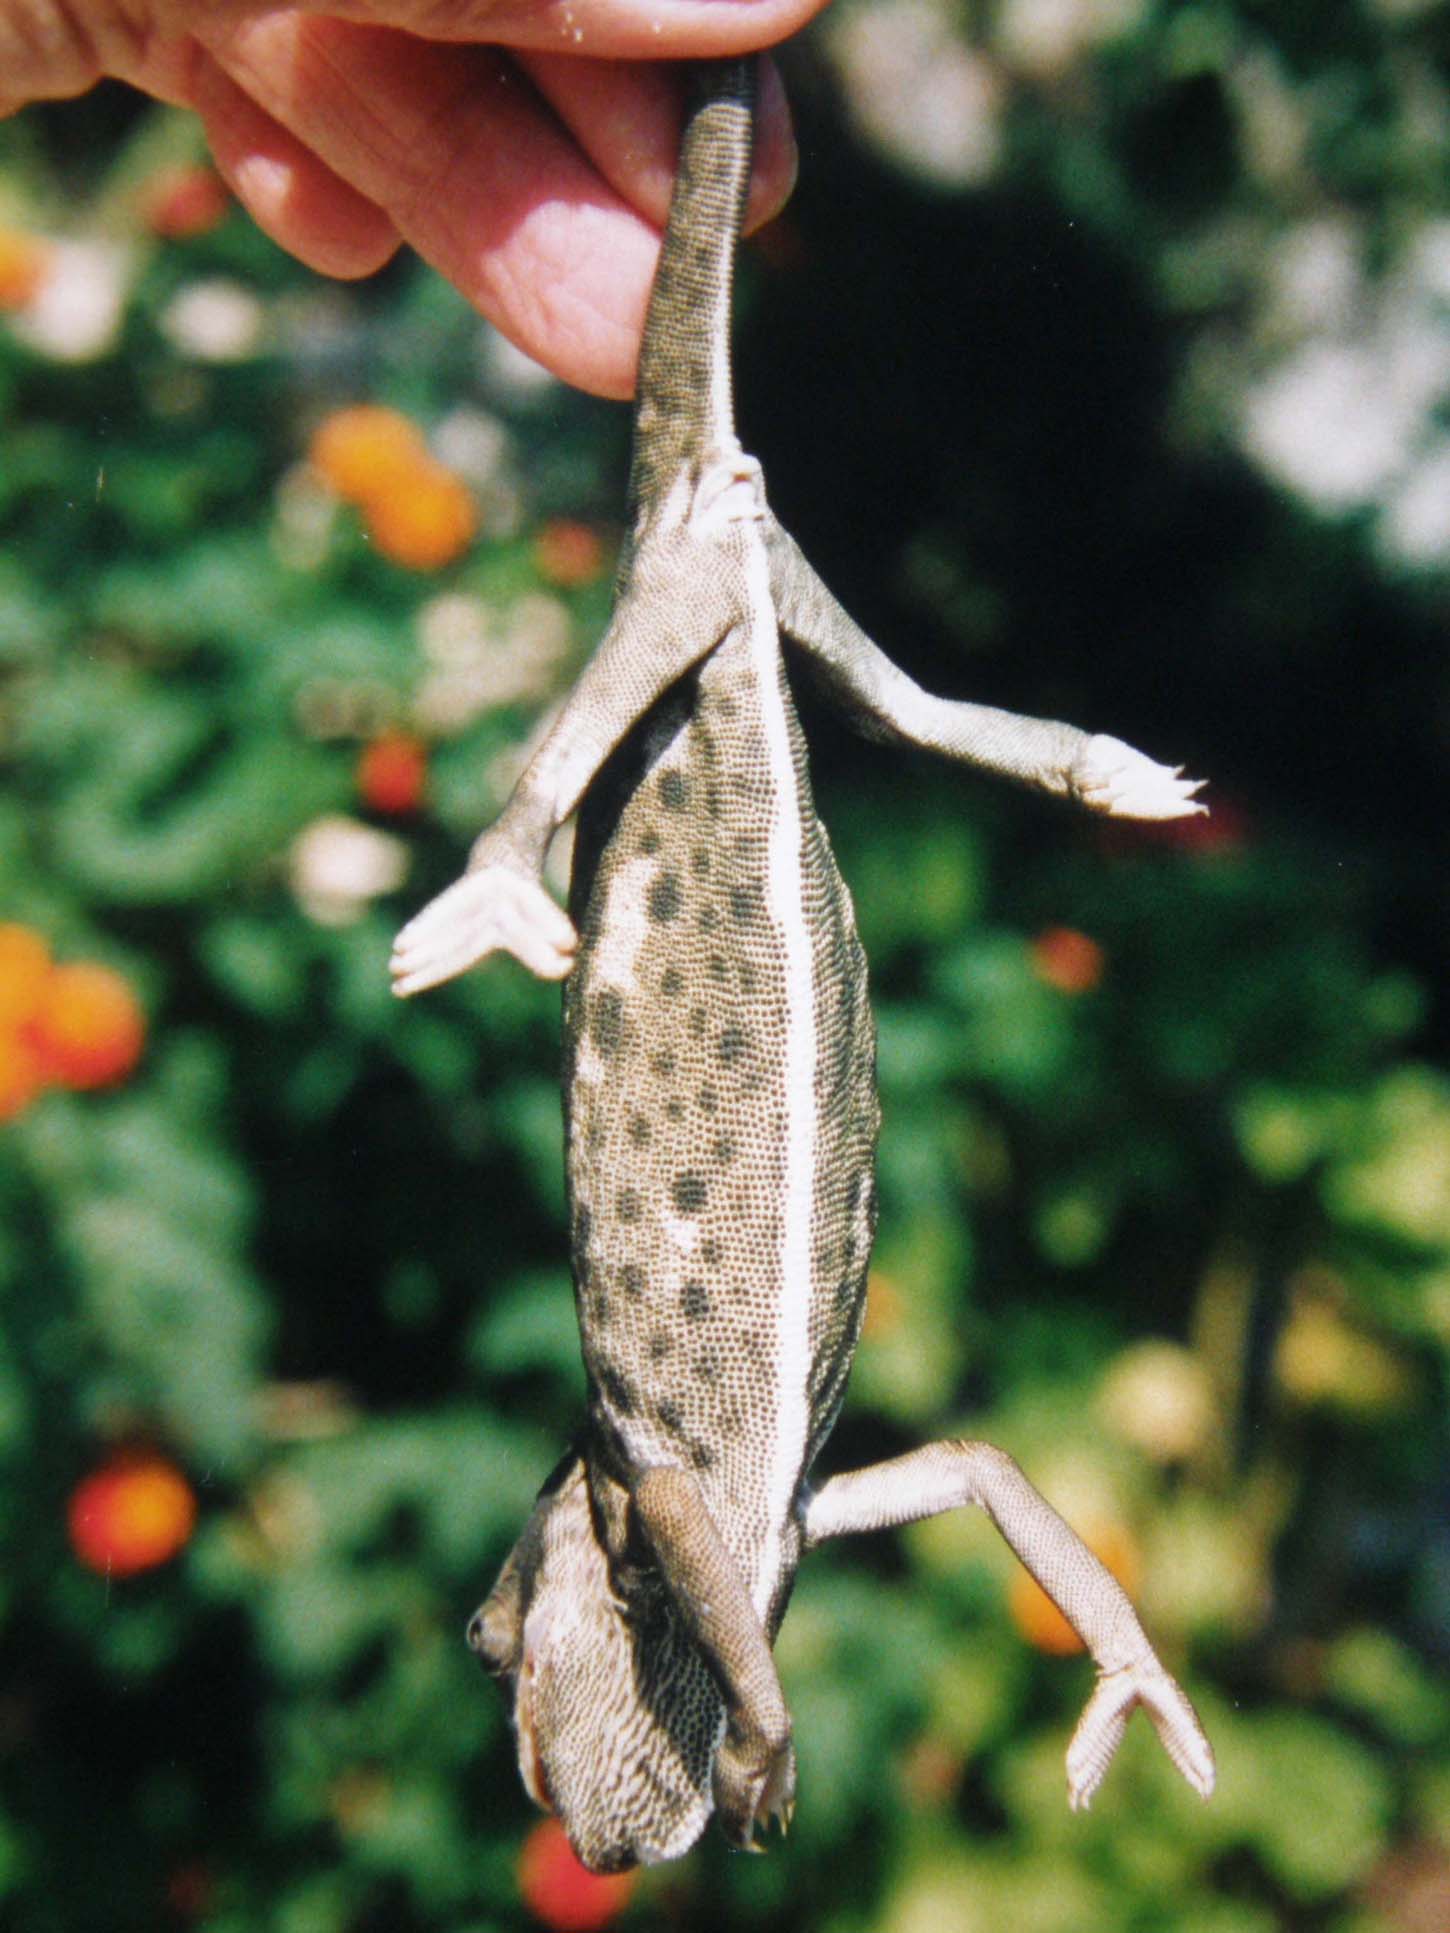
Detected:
left=801, top=1439, right=1215, bottom=1806
left=391, top=517, right=757, bottom=996
left=767, top=524, right=1205, bottom=821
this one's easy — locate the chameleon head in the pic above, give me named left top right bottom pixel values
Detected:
left=469, top=1454, right=725, bottom=1873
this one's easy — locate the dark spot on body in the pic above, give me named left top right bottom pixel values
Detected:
left=698, top=1086, right=718, bottom=1115
left=698, top=904, right=719, bottom=932
left=693, top=1352, right=721, bottom=1385
left=601, top=1366, right=636, bottom=1414
left=651, top=1049, right=676, bottom=1077
left=738, top=963, right=756, bottom=994
left=648, top=874, right=682, bottom=923
left=591, top=990, right=624, bottom=1055
left=657, top=1399, right=682, bottom=1434
left=713, top=1135, right=736, bottom=1165
left=688, top=1007, right=707, bottom=1039
left=617, top=1188, right=642, bottom=1224
left=638, top=827, right=661, bottom=855
left=648, top=1331, right=673, bottom=1362
left=707, top=954, right=728, bottom=983
left=700, top=1240, right=720, bottom=1266
left=659, top=769, right=688, bottom=810
left=691, top=848, right=710, bottom=877
left=682, top=1281, right=710, bottom=1320
left=628, top=1114, right=652, bottom=1148
left=690, top=1443, right=715, bottom=1471
left=729, top=886, right=758, bottom=924
left=672, top=1173, right=707, bottom=1213
left=717, top=1025, right=748, bottom=1065
left=590, top=1291, right=610, bottom=1328
left=661, top=966, right=683, bottom=997
left=574, top=1208, right=592, bottom=1247
left=621, top=1264, right=644, bottom=1301
left=704, top=785, right=721, bottom=818
left=664, top=1098, right=684, bottom=1122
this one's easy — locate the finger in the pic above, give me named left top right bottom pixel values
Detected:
left=515, top=50, right=797, bottom=232
left=265, top=0, right=829, bottom=64
left=203, top=15, right=665, bottom=396
left=186, top=49, right=400, bottom=278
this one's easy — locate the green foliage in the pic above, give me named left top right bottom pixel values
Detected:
left=4, top=7, right=1450, bottom=1931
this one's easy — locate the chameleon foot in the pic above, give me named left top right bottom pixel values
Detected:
left=1073, top=734, right=1207, bottom=821
left=713, top=1730, right=797, bottom=1852
left=390, top=866, right=578, bottom=994
left=1065, top=1655, right=1216, bottom=1809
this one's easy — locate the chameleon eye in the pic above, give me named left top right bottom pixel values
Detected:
left=466, top=1594, right=521, bottom=1676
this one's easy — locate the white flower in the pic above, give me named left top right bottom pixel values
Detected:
left=9, top=239, right=130, bottom=362
left=996, top=0, right=1145, bottom=82
left=412, top=591, right=572, bottom=734
left=290, top=815, right=408, bottom=926
left=829, top=0, right=1004, bottom=188
left=1382, top=441, right=1450, bottom=567
left=1241, top=338, right=1416, bottom=512
left=160, top=279, right=265, bottom=362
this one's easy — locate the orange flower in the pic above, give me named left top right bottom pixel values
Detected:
left=1029, top=926, right=1104, bottom=995
left=141, top=165, right=230, bottom=240
left=68, top=1455, right=197, bottom=1577
left=0, top=225, right=51, bottom=310
left=534, top=519, right=607, bottom=588
left=1008, top=1517, right=1140, bottom=1656
left=0, top=1028, right=43, bottom=1123
left=0, top=923, right=52, bottom=1030
left=309, top=404, right=428, bottom=504
left=363, top=458, right=478, bottom=571
left=30, top=961, right=146, bottom=1090
left=357, top=730, right=428, bottom=815
left=518, top=1819, right=635, bottom=1931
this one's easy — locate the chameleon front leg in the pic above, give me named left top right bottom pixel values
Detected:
left=768, top=525, right=1204, bottom=821
left=802, top=1440, right=1215, bottom=1806
left=632, top=1465, right=796, bottom=1848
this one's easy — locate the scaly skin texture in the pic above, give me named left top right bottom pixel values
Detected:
left=393, top=57, right=1213, bottom=1874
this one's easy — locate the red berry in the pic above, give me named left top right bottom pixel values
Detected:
left=68, top=1456, right=197, bottom=1577
left=357, top=731, right=429, bottom=815
left=518, top=1818, right=635, bottom=1931
left=142, top=165, right=230, bottom=239
left=1029, top=926, right=1105, bottom=995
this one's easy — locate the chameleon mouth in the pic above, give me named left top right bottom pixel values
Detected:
left=515, top=1652, right=554, bottom=1813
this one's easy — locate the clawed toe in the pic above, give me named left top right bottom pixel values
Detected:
left=1065, top=1657, right=1215, bottom=1809
left=390, top=868, right=577, bottom=994
left=714, top=1733, right=796, bottom=1853
left=1076, top=734, right=1208, bottom=822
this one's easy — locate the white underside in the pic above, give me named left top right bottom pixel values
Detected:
left=743, top=535, right=815, bottom=1623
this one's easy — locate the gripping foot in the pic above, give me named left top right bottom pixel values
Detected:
left=1066, top=1655, right=1216, bottom=1808
left=1073, top=735, right=1207, bottom=821
left=713, top=1730, right=797, bottom=1853
left=390, top=866, right=578, bottom=994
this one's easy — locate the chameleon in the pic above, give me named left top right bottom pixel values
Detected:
left=390, top=55, right=1214, bottom=1875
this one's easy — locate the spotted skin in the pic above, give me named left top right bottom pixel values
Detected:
left=566, top=614, right=878, bottom=1636
left=392, top=56, right=1212, bottom=1876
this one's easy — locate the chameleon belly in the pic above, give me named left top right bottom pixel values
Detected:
left=564, top=603, right=879, bottom=1626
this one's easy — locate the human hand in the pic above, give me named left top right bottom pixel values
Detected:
left=0, top=1, right=827, bottom=396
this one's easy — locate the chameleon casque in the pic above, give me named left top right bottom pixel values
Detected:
left=391, top=55, right=1215, bottom=1874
